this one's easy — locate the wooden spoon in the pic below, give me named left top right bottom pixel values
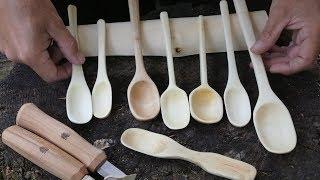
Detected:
left=160, top=12, right=190, bottom=130
left=121, top=128, right=257, bottom=180
left=234, top=0, right=297, bottom=153
left=220, top=0, right=251, bottom=127
left=127, top=0, right=160, bottom=121
left=92, top=19, right=112, bottom=119
left=189, top=16, right=223, bottom=124
left=66, top=5, right=92, bottom=124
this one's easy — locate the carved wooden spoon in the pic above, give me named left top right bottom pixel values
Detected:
left=92, top=19, right=112, bottom=119
left=66, top=5, right=92, bottom=124
left=127, top=0, right=160, bottom=121
left=121, top=128, right=257, bottom=180
left=189, top=15, right=223, bottom=124
left=234, top=0, right=297, bottom=153
left=160, top=12, right=190, bottom=129
left=220, top=0, right=251, bottom=127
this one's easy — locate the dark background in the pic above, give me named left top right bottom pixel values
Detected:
left=1, top=0, right=320, bottom=180
left=52, top=0, right=271, bottom=24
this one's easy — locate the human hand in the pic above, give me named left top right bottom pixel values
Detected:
left=251, top=0, right=320, bottom=75
left=0, top=0, right=85, bottom=82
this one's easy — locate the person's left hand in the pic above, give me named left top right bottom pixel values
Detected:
left=251, top=0, right=320, bottom=75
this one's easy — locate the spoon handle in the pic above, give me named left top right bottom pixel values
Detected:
left=176, top=148, right=256, bottom=180
left=97, top=19, right=107, bottom=80
left=233, top=0, right=271, bottom=94
left=68, top=5, right=85, bottom=81
left=198, top=16, right=208, bottom=85
left=220, top=1, right=240, bottom=83
left=160, top=12, right=176, bottom=87
left=128, top=0, right=146, bottom=75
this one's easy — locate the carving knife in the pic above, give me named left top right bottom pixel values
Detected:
left=16, top=103, right=136, bottom=180
left=2, top=125, right=94, bottom=180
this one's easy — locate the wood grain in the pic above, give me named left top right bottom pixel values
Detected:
left=16, top=103, right=107, bottom=172
left=2, top=126, right=88, bottom=180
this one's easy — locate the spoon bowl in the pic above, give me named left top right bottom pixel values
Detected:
left=160, top=86, right=190, bottom=130
left=67, top=84, right=92, bottom=124
left=254, top=98, right=297, bottom=154
left=190, top=85, right=223, bottom=124
left=128, top=79, right=160, bottom=120
left=224, top=84, right=251, bottom=127
left=121, top=128, right=168, bottom=156
left=92, top=81, right=112, bottom=118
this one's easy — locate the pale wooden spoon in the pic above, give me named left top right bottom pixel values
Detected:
left=121, top=128, right=257, bottom=180
left=220, top=0, right=251, bottom=127
left=189, top=16, right=223, bottom=124
left=160, top=12, right=190, bottom=130
left=127, top=0, right=160, bottom=121
left=234, top=0, right=297, bottom=154
left=92, top=19, right=112, bottom=119
left=66, top=5, right=92, bottom=124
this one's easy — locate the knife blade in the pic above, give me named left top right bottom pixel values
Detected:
left=16, top=103, right=136, bottom=180
left=2, top=125, right=95, bottom=180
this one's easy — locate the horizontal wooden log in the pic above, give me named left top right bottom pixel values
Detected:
left=68, top=11, right=267, bottom=57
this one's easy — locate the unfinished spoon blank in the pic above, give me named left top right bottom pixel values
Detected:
left=160, top=12, right=190, bottom=130
left=121, top=128, right=257, bottom=180
left=66, top=5, right=92, bottom=124
left=189, top=15, right=223, bottom=124
left=127, top=0, right=160, bottom=121
left=220, top=0, right=251, bottom=127
left=92, top=19, right=112, bottom=119
left=234, top=0, right=297, bottom=154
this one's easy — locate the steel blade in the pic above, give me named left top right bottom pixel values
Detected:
left=104, top=174, right=137, bottom=180
left=97, top=161, right=136, bottom=180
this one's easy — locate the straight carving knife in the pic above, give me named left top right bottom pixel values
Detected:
left=16, top=103, right=136, bottom=180
left=2, top=125, right=94, bottom=180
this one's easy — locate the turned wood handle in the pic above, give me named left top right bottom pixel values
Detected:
left=16, top=103, right=107, bottom=172
left=2, top=126, right=88, bottom=180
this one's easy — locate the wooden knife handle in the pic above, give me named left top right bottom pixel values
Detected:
left=2, top=126, right=88, bottom=180
left=16, top=103, right=107, bottom=172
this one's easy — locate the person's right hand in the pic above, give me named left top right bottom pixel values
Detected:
left=0, top=0, right=85, bottom=82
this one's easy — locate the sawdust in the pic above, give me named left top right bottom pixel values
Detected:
left=93, top=139, right=115, bottom=150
